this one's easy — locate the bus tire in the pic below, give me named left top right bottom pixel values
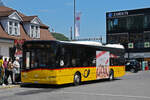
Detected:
left=109, top=70, right=114, bottom=81
left=74, top=72, right=81, bottom=85
left=130, top=68, right=137, bottom=73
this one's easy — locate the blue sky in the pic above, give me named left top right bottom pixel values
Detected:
left=2, top=0, right=150, bottom=42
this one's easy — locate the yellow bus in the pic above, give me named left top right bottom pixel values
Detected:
left=21, top=40, right=125, bottom=85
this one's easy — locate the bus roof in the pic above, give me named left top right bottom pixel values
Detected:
left=105, top=44, right=124, bottom=49
left=66, top=41, right=103, bottom=46
left=24, top=40, right=124, bottom=49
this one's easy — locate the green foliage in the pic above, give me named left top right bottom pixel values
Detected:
left=51, top=32, right=69, bottom=41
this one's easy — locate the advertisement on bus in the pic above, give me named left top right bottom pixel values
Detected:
left=96, top=51, right=110, bottom=79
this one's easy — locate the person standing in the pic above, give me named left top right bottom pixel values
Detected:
left=6, top=58, right=14, bottom=84
left=13, top=57, right=20, bottom=84
left=3, top=58, right=8, bottom=85
left=0, top=55, right=4, bottom=85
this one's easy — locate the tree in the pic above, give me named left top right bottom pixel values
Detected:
left=51, top=32, right=69, bottom=41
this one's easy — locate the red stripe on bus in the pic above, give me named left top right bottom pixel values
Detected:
left=96, top=51, right=107, bottom=59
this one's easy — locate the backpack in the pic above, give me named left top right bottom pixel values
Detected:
left=0, top=60, right=3, bottom=68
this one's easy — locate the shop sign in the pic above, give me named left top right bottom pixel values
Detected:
left=144, top=42, right=150, bottom=48
left=108, top=11, right=128, bottom=18
left=128, top=43, right=134, bottom=48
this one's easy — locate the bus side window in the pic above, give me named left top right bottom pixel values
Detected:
left=82, top=47, right=96, bottom=67
left=26, top=52, right=30, bottom=69
left=64, top=47, right=71, bottom=67
left=58, top=46, right=71, bottom=68
left=110, top=58, right=113, bottom=66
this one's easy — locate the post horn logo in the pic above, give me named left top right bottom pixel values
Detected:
left=83, top=69, right=90, bottom=78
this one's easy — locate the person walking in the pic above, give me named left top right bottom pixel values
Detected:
left=0, top=55, right=5, bottom=86
left=13, top=57, right=20, bottom=84
left=3, top=58, right=8, bottom=85
left=6, top=58, right=14, bottom=84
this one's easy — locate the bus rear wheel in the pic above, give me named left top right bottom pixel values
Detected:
left=74, top=73, right=81, bottom=85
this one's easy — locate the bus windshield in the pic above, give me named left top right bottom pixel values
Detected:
left=23, top=43, right=57, bottom=69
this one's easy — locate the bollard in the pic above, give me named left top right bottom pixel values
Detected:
left=145, top=66, right=149, bottom=70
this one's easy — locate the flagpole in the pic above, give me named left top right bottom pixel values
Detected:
left=74, top=0, right=76, bottom=40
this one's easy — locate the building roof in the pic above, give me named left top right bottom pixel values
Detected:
left=22, top=16, right=38, bottom=22
left=0, top=6, right=55, bottom=41
left=22, top=16, right=49, bottom=28
left=0, top=6, right=13, bottom=12
left=0, top=10, right=15, bottom=17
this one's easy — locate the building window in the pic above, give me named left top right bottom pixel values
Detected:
left=107, top=18, right=127, bottom=33
left=143, top=33, right=150, bottom=41
left=129, top=33, right=143, bottom=43
left=135, top=42, right=144, bottom=49
left=30, top=25, right=40, bottom=38
left=114, top=19, right=118, bottom=26
left=108, top=19, right=119, bottom=32
left=8, top=21, right=20, bottom=36
left=144, top=15, right=150, bottom=29
left=127, top=16, right=143, bottom=32
left=31, top=25, right=34, bottom=37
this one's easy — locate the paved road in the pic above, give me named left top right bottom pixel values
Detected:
left=0, top=71, right=150, bottom=100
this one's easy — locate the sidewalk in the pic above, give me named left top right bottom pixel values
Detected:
left=0, top=75, right=21, bottom=89
left=0, top=84, right=20, bottom=89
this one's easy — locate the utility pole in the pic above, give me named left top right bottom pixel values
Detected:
left=74, top=0, right=76, bottom=40
left=100, top=36, right=102, bottom=43
left=70, top=27, right=73, bottom=40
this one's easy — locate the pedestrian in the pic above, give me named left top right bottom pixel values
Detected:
left=0, top=55, right=5, bottom=86
left=13, top=57, right=20, bottom=84
left=6, top=58, right=14, bottom=84
left=3, top=58, right=8, bottom=85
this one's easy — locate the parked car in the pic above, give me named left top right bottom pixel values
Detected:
left=125, top=60, right=140, bottom=73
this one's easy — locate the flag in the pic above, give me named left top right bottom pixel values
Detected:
left=75, top=12, right=81, bottom=37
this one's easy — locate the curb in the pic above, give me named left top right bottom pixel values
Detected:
left=0, top=85, right=20, bottom=89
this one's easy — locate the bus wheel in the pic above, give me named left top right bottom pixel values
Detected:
left=74, top=73, right=81, bottom=85
left=130, top=68, right=137, bottom=73
left=109, top=70, right=114, bottom=81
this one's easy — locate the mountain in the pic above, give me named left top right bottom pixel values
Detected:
left=51, top=32, right=69, bottom=41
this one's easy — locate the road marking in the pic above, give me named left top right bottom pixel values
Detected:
left=57, top=91, right=150, bottom=99
left=125, top=72, right=140, bottom=76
